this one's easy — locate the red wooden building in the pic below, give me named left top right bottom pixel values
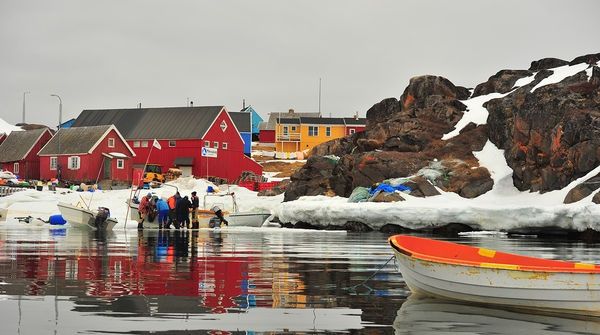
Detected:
left=0, top=133, right=6, bottom=145
left=0, top=128, right=53, bottom=179
left=38, top=125, right=135, bottom=183
left=72, top=106, right=262, bottom=182
left=343, top=117, right=366, bottom=135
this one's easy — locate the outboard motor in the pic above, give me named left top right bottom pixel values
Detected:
left=94, top=207, right=111, bottom=229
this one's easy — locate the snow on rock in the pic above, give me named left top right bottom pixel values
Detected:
left=442, top=92, right=511, bottom=140
left=531, top=63, right=590, bottom=92
left=473, top=140, right=513, bottom=187
left=512, top=73, right=537, bottom=88
left=0, top=117, right=21, bottom=135
left=586, top=61, right=599, bottom=81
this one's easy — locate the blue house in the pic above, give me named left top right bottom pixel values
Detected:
left=241, top=106, right=263, bottom=140
left=229, top=112, right=252, bottom=156
left=59, top=118, right=76, bottom=129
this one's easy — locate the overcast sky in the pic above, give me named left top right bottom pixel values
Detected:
left=1, top=0, right=598, bottom=126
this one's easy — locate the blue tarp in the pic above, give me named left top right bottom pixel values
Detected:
left=369, top=183, right=411, bottom=195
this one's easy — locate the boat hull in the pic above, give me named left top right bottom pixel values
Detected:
left=392, top=249, right=600, bottom=316
left=58, top=202, right=118, bottom=231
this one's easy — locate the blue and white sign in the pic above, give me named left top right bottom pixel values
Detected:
left=201, top=147, right=218, bottom=158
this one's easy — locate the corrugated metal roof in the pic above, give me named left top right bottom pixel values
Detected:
left=0, top=128, right=49, bottom=163
left=228, top=111, right=251, bottom=132
left=72, top=106, right=224, bottom=139
left=38, top=125, right=112, bottom=155
left=343, top=117, right=367, bottom=125
left=265, top=111, right=320, bottom=130
left=300, top=117, right=345, bottom=125
left=277, top=118, right=301, bottom=124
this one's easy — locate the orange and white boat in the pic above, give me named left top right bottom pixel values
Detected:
left=389, top=235, right=600, bottom=315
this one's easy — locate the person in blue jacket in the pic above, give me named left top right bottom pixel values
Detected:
left=155, top=198, right=170, bottom=229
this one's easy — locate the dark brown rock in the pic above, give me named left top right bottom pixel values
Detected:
left=529, top=57, right=569, bottom=71
left=472, top=70, right=534, bottom=97
left=365, top=98, right=401, bottom=129
left=404, top=176, right=441, bottom=197
left=569, top=53, right=600, bottom=66
left=593, top=192, right=600, bottom=204
left=371, top=192, right=405, bottom=202
left=563, top=173, right=600, bottom=204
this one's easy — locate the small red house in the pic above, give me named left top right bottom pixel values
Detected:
left=38, top=125, right=135, bottom=183
left=72, top=106, right=262, bottom=182
left=0, top=128, right=53, bottom=179
left=343, top=117, right=366, bottom=135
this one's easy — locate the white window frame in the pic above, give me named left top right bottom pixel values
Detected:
left=349, top=128, right=356, bottom=134
left=308, top=126, right=319, bottom=137
left=133, top=141, right=140, bottom=148
left=326, top=127, right=331, bottom=137
left=222, top=142, right=228, bottom=150
left=50, top=157, right=58, bottom=170
left=168, top=140, right=176, bottom=147
left=291, top=126, right=297, bottom=131
left=108, top=137, right=115, bottom=148
left=213, top=141, right=219, bottom=149
left=204, top=141, right=210, bottom=147
left=141, top=141, right=149, bottom=148
left=13, top=162, right=19, bottom=174
left=116, top=159, right=125, bottom=169
left=68, top=156, right=80, bottom=170
left=283, top=126, right=289, bottom=134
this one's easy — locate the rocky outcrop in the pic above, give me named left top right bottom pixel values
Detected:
left=487, top=63, right=600, bottom=192
left=472, top=70, right=533, bottom=97
left=529, top=57, right=569, bottom=71
left=563, top=173, right=600, bottom=204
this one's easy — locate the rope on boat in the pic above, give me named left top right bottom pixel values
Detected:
left=343, top=255, right=396, bottom=293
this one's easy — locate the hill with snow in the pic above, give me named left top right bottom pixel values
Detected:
left=0, top=117, right=22, bottom=135
left=279, top=53, right=600, bottom=236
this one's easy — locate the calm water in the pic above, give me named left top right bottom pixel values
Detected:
left=0, top=226, right=599, bottom=334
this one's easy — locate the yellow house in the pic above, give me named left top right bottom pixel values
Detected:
left=275, top=116, right=366, bottom=153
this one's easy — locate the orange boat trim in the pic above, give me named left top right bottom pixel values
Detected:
left=389, top=235, right=600, bottom=274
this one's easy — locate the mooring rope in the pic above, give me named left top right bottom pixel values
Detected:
left=343, top=255, right=396, bottom=293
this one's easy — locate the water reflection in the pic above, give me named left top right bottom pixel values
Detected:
left=394, top=295, right=600, bottom=335
left=0, top=228, right=403, bottom=333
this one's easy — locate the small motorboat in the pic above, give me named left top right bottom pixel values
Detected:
left=389, top=235, right=600, bottom=316
left=200, top=192, right=272, bottom=228
left=58, top=202, right=118, bottom=231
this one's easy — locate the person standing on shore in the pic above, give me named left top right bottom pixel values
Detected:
left=190, top=191, right=199, bottom=229
left=167, top=192, right=179, bottom=229
left=176, top=195, right=192, bottom=229
left=155, top=197, right=170, bottom=229
left=137, top=193, right=152, bottom=230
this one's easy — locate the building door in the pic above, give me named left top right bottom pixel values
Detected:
left=181, top=166, right=192, bottom=177
left=103, top=157, right=112, bottom=180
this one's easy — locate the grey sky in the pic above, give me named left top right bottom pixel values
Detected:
left=1, top=0, right=598, bottom=126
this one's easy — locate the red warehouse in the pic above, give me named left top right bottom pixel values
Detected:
left=38, top=125, right=135, bottom=183
left=0, top=128, right=52, bottom=179
left=71, top=106, right=262, bottom=182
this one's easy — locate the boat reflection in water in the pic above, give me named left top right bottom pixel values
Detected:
left=0, top=228, right=367, bottom=333
left=394, top=295, right=600, bottom=335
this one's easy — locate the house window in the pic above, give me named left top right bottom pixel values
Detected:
left=220, top=120, right=227, bottom=132
left=68, top=156, right=80, bottom=170
left=169, top=140, right=176, bottom=147
left=50, top=157, right=58, bottom=170
left=326, top=127, right=331, bottom=137
left=222, top=142, right=228, bottom=150
left=108, top=138, right=115, bottom=148
left=141, top=141, right=149, bottom=148
left=308, top=126, right=319, bottom=136
left=116, top=159, right=125, bottom=169
left=133, top=141, right=140, bottom=148
left=204, top=141, right=210, bottom=147
left=13, top=163, right=19, bottom=174
left=349, top=129, right=356, bottom=134
left=291, top=126, right=296, bottom=131
left=213, top=141, right=219, bottom=149
left=283, top=126, right=289, bottom=134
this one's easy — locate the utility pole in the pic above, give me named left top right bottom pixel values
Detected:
left=318, top=78, right=322, bottom=117
left=22, top=91, right=30, bottom=123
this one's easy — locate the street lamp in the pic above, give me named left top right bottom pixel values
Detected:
left=22, top=91, right=30, bottom=124
left=50, top=94, right=62, bottom=180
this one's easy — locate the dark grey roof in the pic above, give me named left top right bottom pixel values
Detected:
left=38, top=125, right=113, bottom=155
left=277, top=118, right=301, bottom=124
left=258, top=121, right=269, bottom=131
left=173, top=157, right=194, bottom=166
left=228, top=111, right=251, bottom=133
left=300, top=117, right=345, bottom=125
left=343, top=117, right=367, bottom=125
left=265, top=111, right=320, bottom=130
left=0, top=128, right=50, bottom=163
left=72, top=106, right=224, bottom=140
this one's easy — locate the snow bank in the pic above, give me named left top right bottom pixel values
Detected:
left=531, top=63, right=589, bottom=92
left=0, top=118, right=21, bottom=135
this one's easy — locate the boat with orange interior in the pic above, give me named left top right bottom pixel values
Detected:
left=388, top=235, right=600, bottom=316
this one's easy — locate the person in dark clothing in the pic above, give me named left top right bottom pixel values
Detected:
left=176, top=195, right=192, bottom=229
left=190, top=191, right=199, bottom=229
left=167, top=192, right=180, bottom=229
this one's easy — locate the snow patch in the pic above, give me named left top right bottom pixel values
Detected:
left=0, top=118, right=21, bottom=135
left=442, top=92, right=510, bottom=140
left=531, top=63, right=589, bottom=92
left=473, top=141, right=512, bottom=186
left=512, top=73, right=537, bottom=89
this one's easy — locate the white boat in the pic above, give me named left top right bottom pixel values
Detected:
left=394, top=295, right=600, bottom=334
left=389, top=235, right=600, bottom=316
left=201, top=192, right=272, bottom=228
left=58, top=202, right=118, bottom=231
